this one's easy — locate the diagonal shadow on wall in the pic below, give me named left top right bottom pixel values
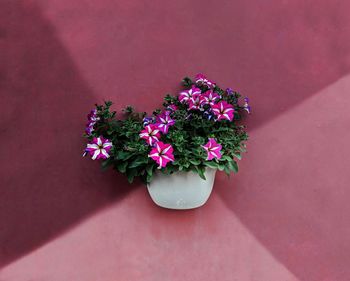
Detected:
left=212, top=1, right=350, bottom=280
left=0, top=0, right=138, bottom=269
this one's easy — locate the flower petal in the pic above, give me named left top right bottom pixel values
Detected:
left=87, top=144, right=99, bottom=150
left=103, top=142, right=113, bottom=149
left=91, top=149, right=100, bottom=160
left=100, top=149, right=110, bottom=159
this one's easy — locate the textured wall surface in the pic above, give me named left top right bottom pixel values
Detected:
left=1, top=0, right=350, bottom=280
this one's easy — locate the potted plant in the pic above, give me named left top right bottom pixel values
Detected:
left=83, top=74, right=250, bottom=209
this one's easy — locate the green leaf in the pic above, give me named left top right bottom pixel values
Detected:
left=234, top=111, right=241, bottom=120
left=146, top=173, right=153, bottom=183
left=224, top=165, right=231, bottom=176
left=237, top=146, right=247, bottom=153
left=228, top=160, right=238, bottom=173
left=164, top=164, right=176, bottom=174
left=105, top=100, right=113, bottom=107
left=116, top=161, right=128, bottom=173
left=126, top=168, right=138, bottom=183
left=101, top=158, right=112, bottom=171
left=123, top=105, right=134, bottom=114
left=220, top=155, right=233, bottom=162
left=128, top=156, right=148, bottom=168
left=232, top=153, right=242, bottom=160
left=182, top=77, right=193, bottom=88
left=194, top=166, right=206, bottom=180
left=116, top=151, right=134, bottom=161
left=218, top=164, right=225, bottom=171
left=146, top=163, right=155, bottom=176
left=204, top=161, right=219, bottom=169
left=189, top=159, right=201, bottom=165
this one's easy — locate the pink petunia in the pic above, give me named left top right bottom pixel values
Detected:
left=195, top=73, right=216, bottom=89
left=86, top=136, right=113, bottom=160
left=178, top=86, right=201, bottom=103
left=188, top=95, right=202, bottom=110
left=211, top=101, right=234, bottom=121
left=148, top=142, right=175, bottom=168
left=156, top=112, right=175, bottom=134
left=200, top=90, right=220, bottom=106
left=202, top=138, right=222, bottom=160
left=139, top=124, right=161, bottom=146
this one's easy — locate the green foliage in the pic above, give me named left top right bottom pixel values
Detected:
left=182, top=77, right=193, bottom=88
left=84, top=77, right=250, bottom=184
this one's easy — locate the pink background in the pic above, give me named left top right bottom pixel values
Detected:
left=1, top=0, right=350, bottom=280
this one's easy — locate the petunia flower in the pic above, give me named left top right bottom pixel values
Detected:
left=200, top=90, right=220, bottom=106
left=85, top=136, right=113, bottom=160
left=167, top=104, right=178, bottom=112
left=178, top=86, right=201, bottom=103
left=188, top=95, right=202, bottom=110
left=226, top=88, right=234, bottom=95
left=203, top=109, right=216, bottom=121
left=211, top=101, right=235, bottom=121
left=155, top=112, right=175, bottom=134
left=195, top=73, right=216, bottom=89
left=148, top=142, right=175, bottom=168
left=185, top=113, right=193, bottom=120
left=85, top=123, right=95, bottom=135
left=243, top=97, right=251, bottom=114
left=143, top=116, right=156, bottom=127
left=85, top=109, right=100, bottom=136
left=87, top=109, right=100, bottom=123
left=202, top=138, right=222, bottom=160
left=139, top=124, right=161, bottom=146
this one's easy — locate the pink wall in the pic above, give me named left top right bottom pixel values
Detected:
left=1, top=0, right=350, bottom=280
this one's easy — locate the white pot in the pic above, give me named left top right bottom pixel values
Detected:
left=147, top=168, right=216, bottom=210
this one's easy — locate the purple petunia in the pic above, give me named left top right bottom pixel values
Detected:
left=226, top=88, right=234, bottom=95
left=143, top=116, right=156, bottom=127
left=87, top=109, right=100, bottom=123
left=243, top=97, right=251, bottom=114
left=85, top=109, right=100, bottom=136
left=85, top=123, right=95, bottom=135
left=203, top=109, right=216, bottom=121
